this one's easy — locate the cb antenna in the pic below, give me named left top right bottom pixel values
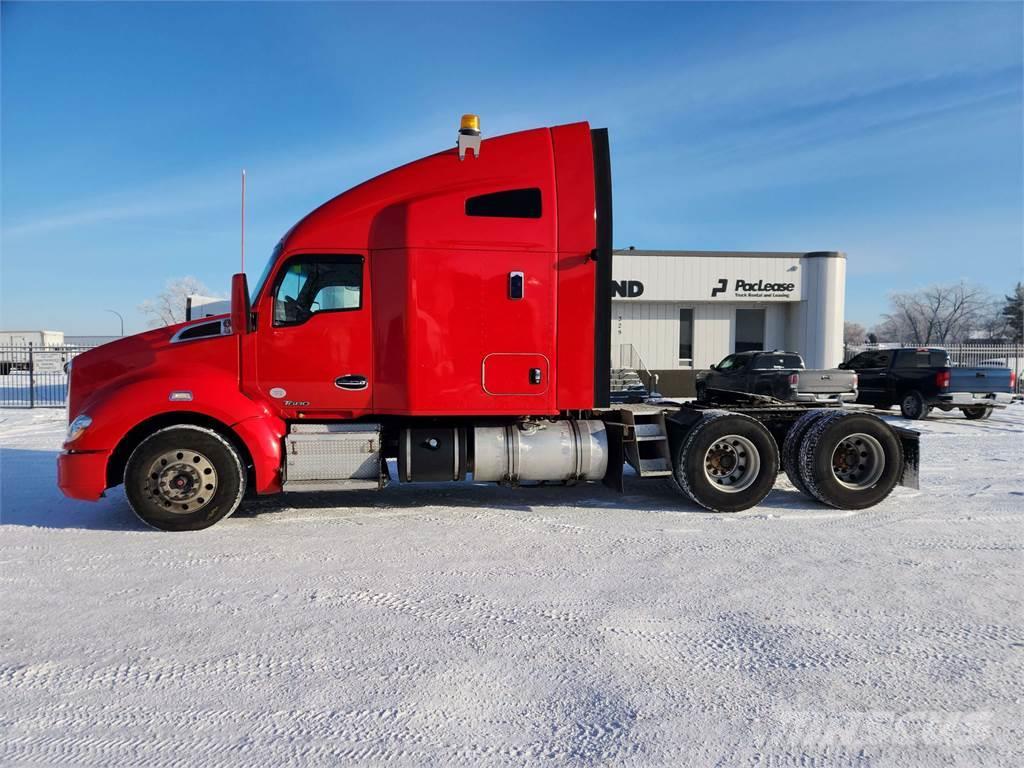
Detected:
left=240, top=169, right=246, bottom=272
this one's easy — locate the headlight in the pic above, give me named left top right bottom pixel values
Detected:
left=66, top=414, right=93, bottom=444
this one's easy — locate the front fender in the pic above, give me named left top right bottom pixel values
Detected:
left=68, top=370, right=286, bottom=494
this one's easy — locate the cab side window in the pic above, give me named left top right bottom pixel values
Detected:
left=894, top=349, right=932, bottom=368
left=717, top=354, right=744, bottom=371
left=273, top=255, right=363, bottom=326
left=846, top=353, right=866, bottom=368
left=850, top=350, right=893, bottom=368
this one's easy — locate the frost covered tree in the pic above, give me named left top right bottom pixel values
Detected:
left=877, top=281, right=992, bottom=345
left=843, top=321, right=867, bottom=346
left=139, top=276, right=212, bottom=327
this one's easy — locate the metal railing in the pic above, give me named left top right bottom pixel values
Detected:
left=844, top=342, right=1024, bottom=394
left=0, top=344, right=97, bottom=408
left=614, top=343, right=660, bottom=395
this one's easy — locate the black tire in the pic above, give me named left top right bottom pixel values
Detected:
left=962, top=406, right=993, bottom=420
left=124, top=425, right=246, bottom=531
left=671, top=411, right=779, bottom=513
left=781, top=408, right=837, bottom=498
left=797, top=412, right=903, bottom=509
left=695, top=381, right=707, bottom=402
left=899, top=390, right=931, bottom=420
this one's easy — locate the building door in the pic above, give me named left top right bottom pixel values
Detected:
left=735, top=308, right=765, bottom=353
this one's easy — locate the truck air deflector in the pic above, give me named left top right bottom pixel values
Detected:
left=592, top=128, right=613, bottom=409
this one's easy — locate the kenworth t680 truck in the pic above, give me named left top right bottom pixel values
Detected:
left=58, top=117, right=920, bottom=530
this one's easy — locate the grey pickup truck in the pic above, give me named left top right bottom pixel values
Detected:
left=696, top=351, right=858, bottom=404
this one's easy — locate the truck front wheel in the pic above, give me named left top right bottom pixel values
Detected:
left=899, top=391, right=931, bottom=420
left=124, top=425, right=246, bottom=531
left=797, top=413, right=902, bottom=509
left=672, top=412, right=779, bottom=513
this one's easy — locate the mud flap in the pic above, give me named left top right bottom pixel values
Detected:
left=602, top=417, right=625, bottom=493
left=891, top=425, right=920, bottom=489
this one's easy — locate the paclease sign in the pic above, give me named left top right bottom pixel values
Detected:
left=712, top=278, right=796, bottom=298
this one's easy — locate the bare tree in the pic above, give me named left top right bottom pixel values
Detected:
left=139, top=276, right=214, bottom=328
left=878, top=282, right=993, bottom=345
left=843, top=321, right=867, bottom=346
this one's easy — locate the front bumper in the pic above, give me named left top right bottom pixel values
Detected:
left=57, top=450, right=109, bottom=501
left=936, top=392, right=1012, bottom=407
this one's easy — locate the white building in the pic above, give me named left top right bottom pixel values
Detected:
left=611, top=249, right=846, bottom=396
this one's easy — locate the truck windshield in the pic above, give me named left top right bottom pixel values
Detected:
left=250, top=242, right=283, bottom=303
left=716, top=355, right=747, bottom=371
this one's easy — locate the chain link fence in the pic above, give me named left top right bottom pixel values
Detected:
left=0, top=344, right=97, bottom=408
left=843, top=342, right=1024, bottom=394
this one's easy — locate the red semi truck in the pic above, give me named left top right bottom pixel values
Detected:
left=58, top=117, right=920, bottom=531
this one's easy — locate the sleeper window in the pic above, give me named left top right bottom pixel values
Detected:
left=465, top=188, right=542, bottom=218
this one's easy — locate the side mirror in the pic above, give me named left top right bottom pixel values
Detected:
left=230, top=273, right=250, bottom=334
left=837, top=362, right=847, bottom=369
left=709, top=363, right=717, bottom=370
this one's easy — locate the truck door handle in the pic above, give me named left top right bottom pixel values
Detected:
left=508, top=271, right=524, bottom=300
left=335, top=374, right=368, bottom=390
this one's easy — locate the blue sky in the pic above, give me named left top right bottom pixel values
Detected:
left=2, top=1, right=1021, bottom=335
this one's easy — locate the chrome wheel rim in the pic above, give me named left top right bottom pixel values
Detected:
left=831, top=433, right=885, bottom=490
left=703, top=435, right=760, bottom=493
left=145, top=449, right=218, bottom=514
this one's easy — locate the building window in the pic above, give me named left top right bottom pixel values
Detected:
left=678, top=308, right=693, bottom=362
left=735, top=308, right=765, bottom=353
left=465, top=188, right=542, bottom=218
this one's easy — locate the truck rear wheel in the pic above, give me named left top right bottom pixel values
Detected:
left=124, top=425, right=246, bottom=531
left=797, top=412, right=902, bottom=509
left=672, top=412, right=779, bottom=513
left=899, top=390, right=931, bottom=420
left=781, top=408, right=835, bottom=498
left=962, top=406, right=993, bottom=420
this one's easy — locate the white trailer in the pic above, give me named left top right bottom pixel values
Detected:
left=185, top=295, right=230, bottom=321
left=0, top=331, right=66, bottom=374
left=0, top=330, right=64, bottom=347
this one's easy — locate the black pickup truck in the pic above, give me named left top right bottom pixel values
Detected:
left=696, top=351, right=858, bottom=404
left=840, top=347, right=1014, bottom=420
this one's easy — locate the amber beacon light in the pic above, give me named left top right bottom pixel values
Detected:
left=457, top=113, right=481, bottom=160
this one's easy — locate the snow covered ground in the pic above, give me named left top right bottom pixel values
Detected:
left=1, top=406, right=1022, bottom=766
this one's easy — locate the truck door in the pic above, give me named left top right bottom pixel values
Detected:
left=254, top=253, right=373, bottom=416
left=849, top=349, right=892, bottom=404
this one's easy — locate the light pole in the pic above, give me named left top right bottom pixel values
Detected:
left=105, top=309, right=124, bottom=337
